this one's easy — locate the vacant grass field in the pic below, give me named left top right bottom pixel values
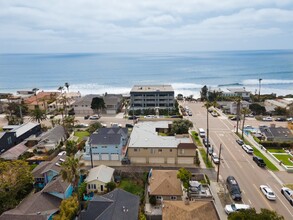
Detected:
left=119, top=178, right=144, bottom=199
left=268, top=149, right=286, bottom=153
left=74, top=131, right=90, bottom=142
left=274, top=154, right=293, bottom=166
left=199, top=148, right=213, bottom=168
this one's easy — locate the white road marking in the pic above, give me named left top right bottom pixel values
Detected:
left=268, top=170, right=284, bottom=186
left=248, top=199, right=252, bottom=205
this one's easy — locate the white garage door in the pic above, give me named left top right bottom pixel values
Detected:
left=131, top=157, right=146, bottom=164
left=93, top=154, right=100, bottom=160
left=167, top=157, right=175, bottom=164
left=111, top=154, right=119, bottom=160
left=149, top=157, right=165, bottom=164
left=178, top=157, right=194, bottom=164
left=101, top=154, right=109, bottom=160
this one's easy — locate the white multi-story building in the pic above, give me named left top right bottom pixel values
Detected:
left=130, top=85, right=175, bottom=110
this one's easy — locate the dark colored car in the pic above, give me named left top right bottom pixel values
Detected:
left=203, top=138, right=211, bottom=148
left=275, top=117, right=286, bottom=121
left=236, top=139, right=244, bottom=145
left=253, top=156, right=266, bottom=167
left=230, top=116, right=240, bottom=121
left=128, top=116, right=138, bottom=120
left=84, top=115, right=90, bottom=120
left=226, top=176, right=242, bottom=201
left=125, top=123, right=134, bottom=128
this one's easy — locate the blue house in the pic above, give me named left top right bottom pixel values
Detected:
left=0, top=176, right=73, bottom=220
left=83, top=128, right=128, bottom=161
left=32, top=153, right=67, bottom=189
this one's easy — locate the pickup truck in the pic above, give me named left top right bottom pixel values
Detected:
left=253, top=156, right=266, bottom=167
left=281, top=187, right=293, bottom=206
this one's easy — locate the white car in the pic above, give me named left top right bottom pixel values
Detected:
left=224, top=204, right=250, bottom=214
left=211, top=153, right=220, bottom=164
left=281, top=187, right=293, bottom=206
left=260, top=185, right=276, bottom=200
left=242, top=144, right=253, bottom=154
left=89, top=115, right=100, bottom=120
left=263, top=116, right=273, bottom=121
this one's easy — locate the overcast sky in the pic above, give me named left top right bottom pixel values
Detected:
left=1, top=0, right=293, bottom=53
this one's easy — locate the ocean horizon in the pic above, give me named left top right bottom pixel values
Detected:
left=0, top=49, right=293, bottom=98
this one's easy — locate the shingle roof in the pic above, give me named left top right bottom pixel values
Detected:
left=89, top=133, right=121, bottom=145
left=0, top=142, right=28, bottom=160
left=79, top=188, right=140, bottom=220
left=149, top=170, right=183, bottom=196
left=42, top=176, right=70, bottom=194
left=85, top=165, right=114, bottom=184
left=73, top=94, right=101, bottom=106
left=162, top=200, right=219, bottom=220
left=39, top=125, right=66, bottom=143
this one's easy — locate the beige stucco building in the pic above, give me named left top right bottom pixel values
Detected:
left=127, top=121, right=197, bottom=165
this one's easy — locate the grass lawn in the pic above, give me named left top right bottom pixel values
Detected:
left=191, top=131, right=203, bottom=146
left=284, top=184, right=293, bottom=190
left=273, top=154, right=293, bottom=166
left=199, top=148, right=213, bottom=168
left=119, top=178, right=144, bottom=198
left=252, top=147, right=279, bottom=171
left=268, top=149, right=286, bottom=153
left=74, top=131, right=90, bottom=142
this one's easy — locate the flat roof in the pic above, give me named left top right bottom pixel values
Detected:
left=131, top=85, right=174, bottom=93
left=128, top=121, right=191, bottom=148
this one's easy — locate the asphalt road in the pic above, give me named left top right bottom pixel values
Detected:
left=184, top=101, right=293, bottom=219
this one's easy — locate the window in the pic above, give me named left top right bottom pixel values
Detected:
left=156, top=196, right=162, bottom=200
left=88, top=184, right=91, bottom=189
left=170, top=196, right=177, bottom=200
left=102, top=146, right=107, bottom=148
left=170, top=149, right=172, bottom=152
left=7, top=136, right=12, bottom=145
left=151, top=149, right=155, bottom=154
left=134, top=149, right=138, bottom=152
left=158, top=149, right=162, bottom=154
left=93, top=184, right=96, bottom=189
left=180, top=149, right=185, bottom=154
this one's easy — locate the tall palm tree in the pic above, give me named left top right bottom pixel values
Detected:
left=30, top=108, right=47, bottom=123
left=204, top=101, right=213, bottom=163
left=64, top=82, right=70, bottom=93
left=234, top=97, right=241, bottom=134
left=60, top=156, right=84, bottom=192
left=241, top=107, right=252, bottom=139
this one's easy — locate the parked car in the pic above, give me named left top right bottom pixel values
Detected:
left=275, top=117, right=286, bottom=121
left=125, top=123, right=134, bottom=128
left=226, top=176, right=242, bottom=201
left=236, top=139, right=244, bottom=145
left=263, top=116, right=273, bottom=121
left=224, top=204, right=250, bottom=214
left=260, top=185, right=276, bottom=200
left=203, top=138, right=210, bottom=148
left=89, top=115, right=100, bottom=120
left=253, top=156, right=266, bottom=167
left=281, top=187, right=293, bottom=206
left=212, top=153, right=220, bottom=164
left=208, top=146, right=213, bottom=155
left=121, top=157, right=131, bottom=165
left=144, top=115, right=155, bottom=119
left=128, top=115, right=138, bottom=120
left=211, top=112, right=218, bottom=117
left=242, top=144, right=253, bottom=154
left=230, top=116, right=240, bottom=121
left=84, top=115, right=90, bottom=120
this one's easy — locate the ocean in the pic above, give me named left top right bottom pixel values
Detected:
left=0, top=50, right=293, bottom=98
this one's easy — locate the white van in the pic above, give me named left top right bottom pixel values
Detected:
left=199, top=128, right=206, bottom=138
left=242, top=144, right=253, bottom=154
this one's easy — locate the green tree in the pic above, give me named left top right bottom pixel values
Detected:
left=241, top=107, right=251, bottom=139
left=87, top=122, right=102, bottom=133
left=274, top=107, right=287, bottom=116
left=30, top=108, right=47, bottom=123
left=0, top=160, right=33, bottom=214
left=195, top=150, right=200, bottom=166
left=171, top=119, right=193, bottom=134
left=63, top=116, right=78, bottom=132
left=91, top=97, right=106, bottom=114
left=53, top=195, right=79, bottom=220
left=177, top=168, right=191, bottom=190
left=64, top=82, right=70, bottom=93
left=249, top=103, right=266, bottom=115
left=149, top=195, right=157, bottom=205
left=65, top=140, right=78, bottom=156
left=106, top=181, right=116, bottom=192
left=200, top=85, right=208, bottom=101
left=228, top=208, right=284, bottom=220
left=60, top=156, right=84, bottom=192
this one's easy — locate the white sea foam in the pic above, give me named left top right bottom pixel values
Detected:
left=242, top=79, right=293, bottom=85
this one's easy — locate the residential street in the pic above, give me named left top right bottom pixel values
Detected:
left=185, top=101, right=293, bottom=219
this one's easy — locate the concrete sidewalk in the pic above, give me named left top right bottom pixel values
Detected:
left=210, top=181, right=228, bottom=220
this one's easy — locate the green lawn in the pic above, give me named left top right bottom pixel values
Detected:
left=268, top=149, right=286, bottom=153
left=191, top=131, right=203, bottom=146
left=74, top=131, right=90, bottom=142
left=273, top=154, right=293, bottom=166
left=236, top=133, right=279, bottom=171
left=119, top=179, right=144, bottom=198
left=199, top=148, right=213, bottom=168
left=252, top=147, right=279, bottom=171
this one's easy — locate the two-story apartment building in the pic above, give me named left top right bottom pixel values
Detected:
left=130, top=85, right=175, bottom=111
left=127, top=121, right=197, bottom=164
left=83, top=127, right=128, bottom=161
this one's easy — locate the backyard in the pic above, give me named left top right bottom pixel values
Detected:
left=118, top=178, right=145, bottom=201
left=74, top=131, right=90, bottom=142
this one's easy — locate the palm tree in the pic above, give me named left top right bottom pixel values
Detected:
left=204, top=101, right=213, bottom=163
left=30, top=108, right=47, bottom=123
left=59, top=94, right=70, bottom=117
left=58, top=86, right=64, bottom=94
left=60, top=156, right=84, bottom=192
left=234, top=97, right=241, bottom=134
left=65, top=82, right=70, bottom=93
left=241, top=108, right=252, bottom=139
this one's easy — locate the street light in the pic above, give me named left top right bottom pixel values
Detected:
left=258, top=78, right=262, bottom=102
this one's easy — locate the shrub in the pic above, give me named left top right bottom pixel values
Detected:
left=149, top=195, right=156, bottom=205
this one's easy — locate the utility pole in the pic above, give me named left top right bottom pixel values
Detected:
left=258, top=78, right=262, bottom=102
left=206, top=105, right=209, bottom=163
left=89, top=141, right=94, bottom=168
left=217, top=144, right=222, bottom=182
